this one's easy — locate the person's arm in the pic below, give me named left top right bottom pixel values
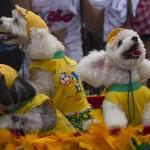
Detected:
left=10, top=0, right=31, bottom=10
left=127, top=0, right=133, bottom=18
left=123, top=0, right=133, bottom=28
left=82, top=0, right=104, bottom=37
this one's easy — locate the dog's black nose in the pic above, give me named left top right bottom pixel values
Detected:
left=0, top=20, right=3, bottom=25
left=131, top=36, right=138, bottom=42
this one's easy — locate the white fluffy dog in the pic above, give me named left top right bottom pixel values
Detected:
left=0, top=6, right=90, bottom=130
left=76, top=28, right=150, bottom=129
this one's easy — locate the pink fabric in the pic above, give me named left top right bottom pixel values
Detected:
left=131, top=0, right=150, bottom=35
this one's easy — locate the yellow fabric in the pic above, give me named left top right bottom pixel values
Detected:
left=106, top=85, right=150, bottom=125
left=17, top=93, right=75, bottom=134
left=15, top=5, right=48, bottom=36
left=0, top=64, right=17, bottom=88
left=90, top=109, right=104, bottom=124
left=29, top=56, right=90, bottom=115
left=17, top=93, right=50, bottom=114
left=50, top=110, right=76, bottom=134
left=107, top=28, right=124, bottom=44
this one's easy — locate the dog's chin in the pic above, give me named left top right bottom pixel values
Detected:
left=115, top=53, right=144, bottom=70
left=117, top=55, right=144, bottom=70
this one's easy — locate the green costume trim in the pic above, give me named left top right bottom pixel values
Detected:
left=52, top=51, right=65, bottom=59
left=66, top=108, right=92, bottom=130
left=108, top=81, right=142, bottom=92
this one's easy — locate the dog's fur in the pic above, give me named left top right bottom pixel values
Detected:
left=76, top=29, right=150, bottom=129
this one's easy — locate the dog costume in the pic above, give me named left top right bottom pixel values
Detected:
left=0, top=64, right=75, bottom=134
left=76, top=28, right=150, bottom=128
left=104, top=28, right=150, bottom=125
left=29, top=52, right=90, bottom=115
left=16, top=6, right=91, bottom=130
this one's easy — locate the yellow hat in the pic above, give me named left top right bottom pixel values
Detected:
left=0, top=64, right=18, bottom=88
left=107, top=28, right=124, bottom=44
left=15, top=5, right=48, bottom=36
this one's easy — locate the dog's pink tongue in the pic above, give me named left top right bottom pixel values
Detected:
left=129, top=50, right=141, bottom=56
left=0, top=33, right=8, bottom=41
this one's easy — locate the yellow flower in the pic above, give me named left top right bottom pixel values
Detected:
left=0, top=129, right=13, bottom=145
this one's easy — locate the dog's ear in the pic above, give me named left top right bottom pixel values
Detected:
left=0, top=74, right=35, bottom=106
left=138, top=59, right=150, bottom=82
left=10, top=77, right=36, bottom=103
left=76, top=50, right=106, bottom=87
left=0, top=73, right=15, bottom=106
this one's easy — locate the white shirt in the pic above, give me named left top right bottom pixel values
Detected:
left=31, top=0, right=83, bottom=62
left=90, top=0, right=140, bottom=41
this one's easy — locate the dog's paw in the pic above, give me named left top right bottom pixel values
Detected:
left=105, top=115, right=127, bottom=129
left=103, top=101, right=128, bottom=129
left=82, top=119, right=98, bottom=131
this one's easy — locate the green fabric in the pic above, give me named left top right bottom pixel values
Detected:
left=135, top=144, right=150, bottom=150
left=132, top=138, right=150, bottom=150
left=52, top=51, right=65, bottom=59
left=66, top=108, right=91, bottom=130
left=108, top=81, right=142, bottom=92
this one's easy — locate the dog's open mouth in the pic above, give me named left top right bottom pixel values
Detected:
left=122, top=43, right=141, bottom=59
left=0, top=32, right=17, bottom=41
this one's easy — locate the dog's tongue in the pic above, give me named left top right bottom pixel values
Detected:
left=128, top=50, right=141, bottom=56
left=0, top=32, right=16, bottom=41
left=0, top=33, right=9, bottom=41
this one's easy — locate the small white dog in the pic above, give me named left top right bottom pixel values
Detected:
left=0, top=6, right=90, bottom=130
left=76, top=28, right=150, bottom=129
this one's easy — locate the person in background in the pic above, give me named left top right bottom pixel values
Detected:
left=10, top=0, right=104, bottom=62
left=90, top=0, right=129, bottom=42
left=0, top=0, right=25, bottom=72
left=10, top=0, right=31, bottom=10
left=128, top=0, right=150, bottom=59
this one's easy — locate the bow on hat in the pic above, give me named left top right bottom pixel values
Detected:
left=15, top=5, right=48, bottom=37
left=107, top=28, right=124, bottom=44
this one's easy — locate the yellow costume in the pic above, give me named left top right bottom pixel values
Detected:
left=15, top=5, right=48, bottom=36
left=30, top=51, right=90, bottom=115
left=15, top=6, right=90, bottom=130
left=106, top=81, right=150, bottom=125
left=15, top=6, right=89, bottom=115
left=17, top=93, right=76, bottom=134
left=0, top=64, right=18, bottom=88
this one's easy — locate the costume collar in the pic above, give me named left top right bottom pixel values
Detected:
left=52, top=51, right=65, bottom=59
left=108, top=81, right=142, bottom=92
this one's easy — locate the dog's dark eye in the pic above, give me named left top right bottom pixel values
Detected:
left=13, top=18, right=19, bottom=25
left=118, top=40, right=122, bottom=47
